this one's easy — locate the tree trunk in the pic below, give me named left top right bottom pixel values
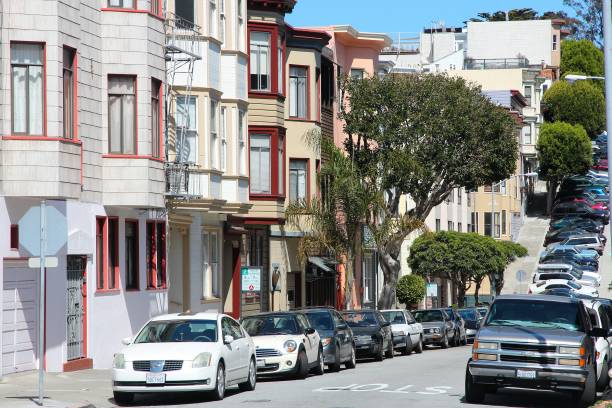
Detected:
left=474, top=280, right=481, bottom=306
left=377, top=252, right=401, bottom=309
left=457, top=284, right=467, bottom=308
left=344, top=255, right=355, bottom=310
left=546, top=180, right=558, bottom=215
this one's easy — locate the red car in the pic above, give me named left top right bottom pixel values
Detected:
left=593, top=159, right=608, bottom=171
left=572, top=197, right=608, bottom=211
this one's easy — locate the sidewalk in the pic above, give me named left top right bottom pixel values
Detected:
left=502, top=183, right=550, bottom=295
left=0, top=369, right=114, bottom=408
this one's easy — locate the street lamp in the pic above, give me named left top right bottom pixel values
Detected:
left=564, top=74, right=606, bottom=83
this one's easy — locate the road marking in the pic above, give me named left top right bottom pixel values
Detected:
left=313, top=384, right=358, bottom=392
left=416, top=386, right=452, bottom=395
left=313, top=384, right=452, bottom=395
left=380, top=385, right=414, bottom=394
left=350, top=384, right=388, bottom=392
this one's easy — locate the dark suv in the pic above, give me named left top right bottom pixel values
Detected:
left=299, top=307, right=356, bottom=371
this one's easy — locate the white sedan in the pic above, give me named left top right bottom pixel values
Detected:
left=528, top=279, right=599, bottom=298
left=241, top=312, right=324, bottom=378
left=112, top=312, right=256, bottom=404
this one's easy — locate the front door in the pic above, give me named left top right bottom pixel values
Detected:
left=66, top=255, right=86, bottom=361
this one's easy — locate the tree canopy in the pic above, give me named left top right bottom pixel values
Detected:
left=466, top=8, right=579, bottom=35
left=561, top=39, right=604, bottom=78
left=564, top=0, right=603, bottom=48
left=396, top=275, right=427, bottom=307
left=543, top=79, right=605, bottom=138
left=340, top=73, right=518, bottom=308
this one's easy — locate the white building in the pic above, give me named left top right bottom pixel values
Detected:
left=0, top=0, right=168, bottom=374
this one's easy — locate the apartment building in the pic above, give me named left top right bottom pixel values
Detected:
left=0, top=0, right=167, bottom=374
left=165, top=0, right=251, bottom=319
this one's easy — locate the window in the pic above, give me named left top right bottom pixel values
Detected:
left=321, top=58, right=334, bottom=109
left=448, top=221, right=454, bottom=231
left=289, top=66, right=308, bottom=119
left=250, top=134, right=271, bottom=193
left=209, top=0, right=217, bottom=38
left=151, top=0, right=161, bottom=15
left=502, top=210, right=507, bottom=235
left=363, top=253, right=375, bottom=303
left=202, top=231, right=220, bottom=298
left=494, top=212, right=501, bottom=237
left=176, top=96, right=198, bottom=163
left=237, top=0, right=244, bottom=50
left=220, top=106, right=227, bottom=171
left=238, top=110, right=246, bottom=175
left=350, top=68, right=364, bottom=80
left=484, top=183, right=501, bottom=193
left=435, top=219, right=441, bottom=232
left=552, top=34, right=558, bottom=51
left=250, top=31, right=271, bottom=91
left=10, top=225, right=19, bottom=250
left=146, top=222, right=166, bottom=289
left=471, top=212, right=478, bottom=233
left=125, top=220, right=139, bottom=290
left=278, top=36, right=284, bottom=94
left=108, top=218, right=119, bottom=289
left=96, top=218, right=105, bottom=290
left=175, top=0, right=195, bottom=25
left=63, top=47, right=76, bottom=139
left=11, top=43, right=45, bottom=135
left=289, top=159, right=308, bottom=202
left=484, top=212, right=492, bottom=237
left=108, top=76, right=136, bottom=154
left=96, top=217, right=119, bottom=291
left=219, top=0, right=226, bottom=45
left=278, top=134, right=284, bottom=195
left=210, top=100, right=218, bottom=168
left=457, top=188, right=462, bottom=205
left=457, top=222, right=462, bottom=232
left=107, top=0, right=134, bottom=7
left=151, top=79, right=161, bottom=158
left=524, top=85, right=532, bottom=104
left=523, top=125, right=532, bottom=145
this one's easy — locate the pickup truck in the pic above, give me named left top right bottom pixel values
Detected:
left=465, top=294, right=606, bottom=407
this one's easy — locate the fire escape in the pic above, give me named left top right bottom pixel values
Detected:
left=164, top=11, right=202, bottom=199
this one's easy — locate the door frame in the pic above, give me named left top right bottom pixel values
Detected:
left=63, top=255, right=92, bottom=372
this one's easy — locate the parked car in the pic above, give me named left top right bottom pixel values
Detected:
left=544, top=227, right=591, bottom=246
left=593, top=159, right=608, bottom=171
left=241, top=312, right=324, bottom=378
left=557, top=234, right=606, bottom=255
left=541, top=245, right=600, bottom=263
left=528, top=279, right=598, bottom=298
left=535, top=263, right=601, bottom=286
left=465, top=295, right=603, bottom=407
left=300, top=307, right=356, bottom=371
left=532, top=270, right=598, bottom=288
left=341, top=310, right=394, bottom=360
left=554, top=195, right=608, bottom=211
left=551, top=202, right=609, bottom=223
left=443, top=308, right=468, bottom=346
left=380, top=309, right=424, bottom=355
left=413, top=309, right=456, bottom=348
left=111, top=312, right=256, bottom=404
left=582, top=300, right=612, bottom=391
left=476, top=307, right=489, bottom=319
left=540, top=257, right=598, bottom=273
left=457, top=308, right=482, bottom=342
left=549, top=217, right=604, bottom=234
left=540, top=249, right=599, bottom=270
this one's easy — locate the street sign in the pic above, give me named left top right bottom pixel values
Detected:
left=28, top=257, right=58, bottom=268
left=241, top=267, right=261, bottom=292
left=426, top=283, right=438, bottom=297
left=18, top=205, right=67, bottom=256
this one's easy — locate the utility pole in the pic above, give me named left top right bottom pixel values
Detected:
left=604, top=0, right=612, bottom=248
left=39, top=201, right=46, bottom=406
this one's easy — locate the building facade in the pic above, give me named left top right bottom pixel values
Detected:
left=0, top=0, right=167, bottom=374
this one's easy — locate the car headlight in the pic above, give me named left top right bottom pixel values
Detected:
left=113, top=353, right=125, bottom=369
left=284, top=340, right=298, bottom=353
left=393, top=331, right=406, bottom=337
left=321, top=338, right=333, bottom=347
left=192, top=352, right=212, bottom=368
left=559, top=346, right=583, bottom=356
left=475, top=341, right=498, bottom=350
left=433, top=328, right=441, bottom=334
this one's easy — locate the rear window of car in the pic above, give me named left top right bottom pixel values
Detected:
left=538, top=273, right=569, bottom=280
left=305, top=312, right=334, bottom=331
left=342, top=312, right=379, bottom=327
left=485, top=299, right=584, bottom=332
left=458, top=309, right=478, bottom=320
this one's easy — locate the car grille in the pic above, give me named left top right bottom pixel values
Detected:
left=132, top=360, right=183, bottom=372
left=354, top=335, right=372, bottom=343
left=500, top=343, right=556, bottom=353
left=500, top=355, right=556, bottom=365
left=255, top=348, right=281, bottom=358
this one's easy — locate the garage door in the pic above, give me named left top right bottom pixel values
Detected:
left=2, top=262, right=38, bottom=375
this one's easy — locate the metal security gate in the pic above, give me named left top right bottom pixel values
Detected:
left=66, top=255, right=86, bottom=361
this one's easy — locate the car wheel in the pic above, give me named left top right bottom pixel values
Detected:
left=329, top=344, right=342, bottom=371
left=461, top=333, right=468, bottom=346
left=113, top=391, right=134, bottom=405
left=402, top=336, right=412, bottom=356
left=375, top=340, right=384, bottom=361
left=238, top=358, right=257, bottom=392
left=345, top=344, right=357, bottom=369
left=385, top=338, right=395, bottom=358
left=453, top=330, right=460, bottom=347
left=464, top=365, right=485, bottom=404
left=597, top=356, right=609, bottom=391
left=295, top=349, right=309, bottom=379
left=573, top=365, right=596, bottom=408
left=313, top=348, right=325, bottom=375
left=212, top=363, right=226, bottom=401
left=441, top=334, right=449, bottom=349
left=414, top=336, right=423, bottom=354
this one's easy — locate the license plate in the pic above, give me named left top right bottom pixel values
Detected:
left=146, top=373, right=166, bottom=384
left=256, top=359, right=266, bottom=368
left=516, top=370, right=536, bottom=379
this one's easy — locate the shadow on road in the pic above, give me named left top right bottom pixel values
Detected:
left=460, top=388, right=584, bottom=408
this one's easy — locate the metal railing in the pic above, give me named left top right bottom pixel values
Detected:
left=464, top=57, right=530, bottom=70
left=381, top=32, right=420, bottom=54
left=165, top=163, right=190, bottom=197
left=165, top=12, right=202, bottom=61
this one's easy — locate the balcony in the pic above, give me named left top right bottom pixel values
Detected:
left=464, top=57, right=530, bottom=70
left=165, top=12, right=202, bottom=61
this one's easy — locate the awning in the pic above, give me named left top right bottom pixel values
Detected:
left=308, top=256, right=336, bottom=273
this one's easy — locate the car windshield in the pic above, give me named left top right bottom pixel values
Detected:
left=242, top=315, right=300, bottom=336
left=381, top=311, right=405, bottom=324
left=485, top=299, right=584, bottom=331
left=414, top=310, right=444, bottom=322
left=134, top=320, right=217, bottom=343
left=305, top=312, right=334, bottom=331
left=477, top=308, right=488, bottom=317
left=458, top=309, right=478, bottom=321
left=342, top=312, right=379, bottom=327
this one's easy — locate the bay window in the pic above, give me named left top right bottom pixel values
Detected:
left=250, top=134, right=271, bottom=194
left=289, top=66, right=308, bottom=119
left=11, top=43, right=45, bottom=135
left=151, top=79, right=161, bottom=158
left=176, top=95, right=198, bottom=163
left=202, top=231, right=220, bottom=299
left=238, top=110, right=246, bottom=175
left=210, top=100, right=219, bottom=169
left=108, top=76, right=136, bottom=154
left=250, top=31, right=271, bottom=91
left=209, top=0, right=217, bottom=38
left=289, top=159, right=308, bottom=202
left=249, top=128, right=285, bottom=197
left=220, top=106, right=227, bottom=171
left=63, top=47, right=76, bottom=139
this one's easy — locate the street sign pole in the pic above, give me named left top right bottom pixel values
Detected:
left=38, top=200, right=46, bottom=406
left=604, top=0, right=612, bottom=254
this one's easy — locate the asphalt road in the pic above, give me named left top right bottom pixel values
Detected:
left=117, top=345, right=587, bottom=408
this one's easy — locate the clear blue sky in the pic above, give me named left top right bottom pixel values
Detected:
left=286, top=0, right=569, bottom=34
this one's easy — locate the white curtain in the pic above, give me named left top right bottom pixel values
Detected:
left=250, top=134, right=270, bottom=193
left=109, top=96, right=122, bottom=153
left=11, top=43, right=43, bottom=135
left=250, top=32, right=270, bottom=90
left=123, top=94, right=136, bottom=154
left=278, top=136, right=284, bottom=194
left=11, top=67, right=27, bottom=133
left=290, top=160, right=307, bottom=201
left=202, top=233, right=210, bottom=298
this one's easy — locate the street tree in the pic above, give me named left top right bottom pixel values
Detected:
left=563, top=0, right=603, bottom=48
left=340, top=73, right=517, bottom=309
left=285, top=133, right=372, bottom=309
left=396, top=275, right=427, bottom=308
left=561, top=39, right=604, bottom=78
left=543, top=79, right=605, bottom=138
left=537, top=122, right=592, bottom=213
left=466, top=9, right=579, bottom=34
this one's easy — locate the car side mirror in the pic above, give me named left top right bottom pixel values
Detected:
left=223, top=335, right=234, bottom=344
left=590, top=328, right=607, bottom=338
left=336, top=323, right=348, bottom=330
left=305, top=328, right=316, bottom=335
left=121, top=337, right=132, bottom=346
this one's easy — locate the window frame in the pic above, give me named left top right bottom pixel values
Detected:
left=176, top=95, right=198, bottom=164
left=248, top=23, right=283, bottom=96
left=288, top=65, right=310, bottom=120
left=107, top=217, right=120, bottom=290
left=107, top=75, right=137, bottom=155
left=552, top=34, right=558, bottom=51
left=106, top=0, right=136, bottom=9
left=146, top=220, right=167, bottom=290
left=220, top=106, right=227, bottom=171
left=248, top=127, right=286, bottom=199
left=125, top=219, right=140, bottom=291
left=209, top=0, right=218, bottom=38
left=96, top=216, right=120, bottom=293
left=150, top=0, right=162, bottom=16
left=10, top=225, right=19, bottom=250
left=202, top=229, right=221, bottom=299
left=502, top=210, right=507, bottom=235
left=238, top=109, right=247, bottom=175
left=219, top=0, right=226, bottom=45
left=62, top=46, right=77, bottom=140
left=10, top=41, right=46, bottom=136
left=350, top=68, right=365, bottom=80
left=289, top=158, right=310, bottom=203
left=210, top=99, right=219, bottom=169
left=151, top=78, right=162, bottom=158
